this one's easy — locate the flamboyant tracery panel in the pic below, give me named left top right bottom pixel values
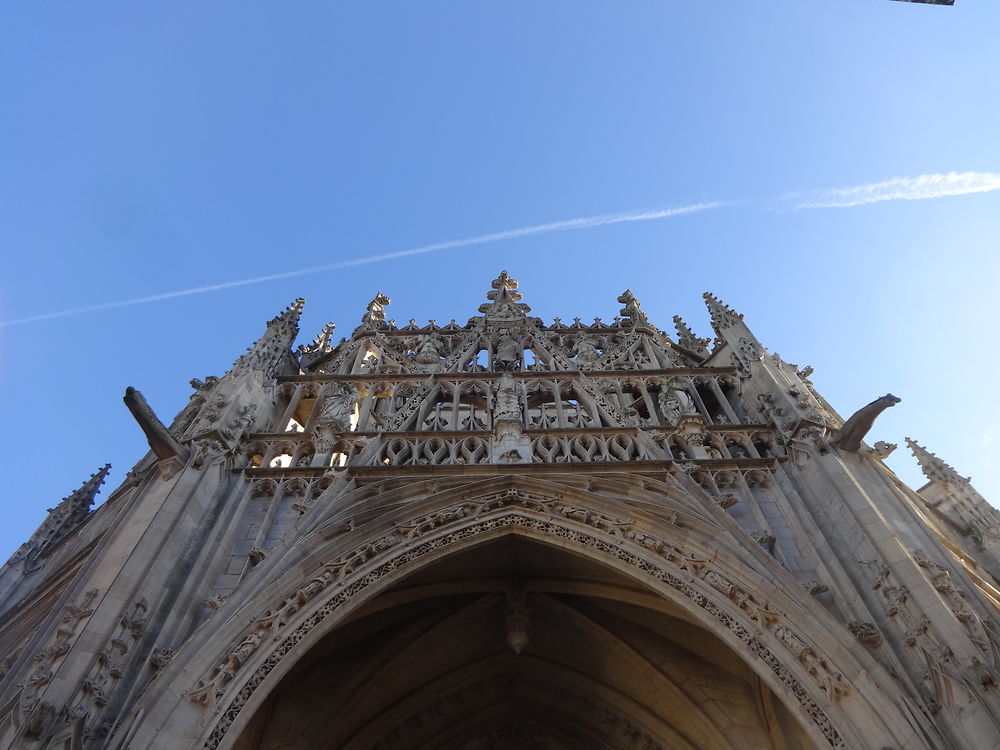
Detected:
left=241, top=273, right=777, bottom=477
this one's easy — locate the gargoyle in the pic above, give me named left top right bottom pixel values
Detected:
left=124, top=386, right=189, bottom=462
left=831, top=393, right=901, bottom=452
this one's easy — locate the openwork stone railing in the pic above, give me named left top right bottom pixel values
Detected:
left=529, top=432, right=655, bottom=463
left=243, top=424, right=780, bottom=472
left=368, top=435, right=492, bottom=466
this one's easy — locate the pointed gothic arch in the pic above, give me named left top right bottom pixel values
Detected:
left=125, top=475, right=932, bottom=750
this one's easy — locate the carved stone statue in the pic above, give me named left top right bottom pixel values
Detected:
left=318, top=385, right=359, bottom=432
left=490, top=372, right=522, bottom=422
left=494, top=330, right=521, bottom=370
left=413, top=334, right=445, bottom=365
left=573, top=335, right=601, bottom=364
left=659, top=378, right=697, bottom=423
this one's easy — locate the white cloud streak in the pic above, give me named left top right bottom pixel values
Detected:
left=6, top=170, right=999, bottom=328
left=787, top=171, right=1000, bottom=209
left=1, top=202, right=721, bottom=328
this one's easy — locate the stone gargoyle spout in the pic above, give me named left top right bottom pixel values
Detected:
left=831, top=393, right=901, bottom=453
left=124, top=386, right=188, bottom=461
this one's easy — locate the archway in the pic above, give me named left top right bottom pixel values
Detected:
left=131, top=477, right=933, bottom=750
left=231, top=535, right=815, bottom=749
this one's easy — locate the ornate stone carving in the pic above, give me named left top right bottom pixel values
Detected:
left=317, top=384, right=359, bottom=432
left=196, top=494, right=847, bottom=750
left=831, top=394, right=900, bottom=452
left=617, top=289, right=649, bottom=326
left=703, top=292, right=743, bottom=332
left=871, top=441, right=897, bottom=459
left=478, top=271, right=531, bottom=319
left=504, top=593, right=530, bottom=654
left=14, top=276, right=1000, bottom=750
left=847, top=621, right=884, bottom=648
left=7, top=467, right=109, bottom=572
left=360, top=292, right=391, bottom=328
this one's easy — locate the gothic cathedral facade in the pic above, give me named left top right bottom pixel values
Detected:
left=2, top=272, right=999, bottom=749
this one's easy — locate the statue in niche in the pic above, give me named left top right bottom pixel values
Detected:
left=413, top=334, right=445, bottom=365
left=318, top=384, right=358, bottom=432
left=659, top=378, right=697, bottom=423
left=573, top=335, right=601, bottom=364
left=234, top=403, right=257, bottom=439
left=494, top=329, right=521, bottom=370
left=668, top=377, right=697, bottom=414
left=490, top=372, right=523, bottom=422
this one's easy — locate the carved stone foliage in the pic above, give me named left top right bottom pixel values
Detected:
left=15, top=588, right=100, bottom=740
left=673, top=315, right=711, bottom=359
left=862, top=552, right=1000, bottom=715
left=912, top=549, right=995, bottom=656
left=193, top=490, right=850, bottom=750
left=64, top=597, right=147, bottom=739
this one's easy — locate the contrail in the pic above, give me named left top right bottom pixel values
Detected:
left=1, top=202, right=721, bottom=328
left=786, top=171, right=1000, bottom=209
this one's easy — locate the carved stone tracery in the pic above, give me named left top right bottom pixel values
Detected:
left=193, top=489, right=850, bottom=750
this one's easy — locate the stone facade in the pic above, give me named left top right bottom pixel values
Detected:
left=1, top=272, right=998, bottom=749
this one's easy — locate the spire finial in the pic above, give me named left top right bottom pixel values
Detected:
left=268, top=298, right=306, bottom=330
left=906, top=438, right=968, bottom=486
left=617, top=290, right=649, bottom=326
left=230, top=298, right=306, bottom=378
left=672, top=315, right=711, bottom=357
left=7, top=464, right=111, bottom=569
left=478, top=271, right=531, bottom=318
left=307, top=321, right=336, bottom=351
left=53, top=463, right=110, bottom=525
left=299, top=321, right=337, bottom=370
left=361, top=292, right=391, bottom=328
left=703, top=292, right=743, bottom=332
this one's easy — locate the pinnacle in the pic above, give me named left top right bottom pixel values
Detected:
left=491, top=270, right=519, bottom=291
left=76, top=463, right=111, bottom=495
left=301, top=321, right=337, bottom=357
left=361, top=292, right=392, bottom=327
left=58, top=463, right=111, bottom=514
left=479, top=271, right=530, bottom=316
left=314, top=321, right=336, bottom=345
left=672, top=315, right=711, bottom=355
left=268, top=297, right=306, bottom=329
left=673, top=314, right=696, bottom=337
left=703, top=292, right=744, bottom=332
left=702, top=291, right=741, bottom=316
left=905, top=438, right=967, bottom=485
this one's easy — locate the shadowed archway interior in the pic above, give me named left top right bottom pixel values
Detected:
left=232, top=536, right=815, bottom=750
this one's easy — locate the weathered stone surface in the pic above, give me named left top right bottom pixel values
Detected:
left=0, top=274, right=997, bottom=750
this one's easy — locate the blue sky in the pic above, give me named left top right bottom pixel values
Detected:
left=2, top=1, right=999, bottom=559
